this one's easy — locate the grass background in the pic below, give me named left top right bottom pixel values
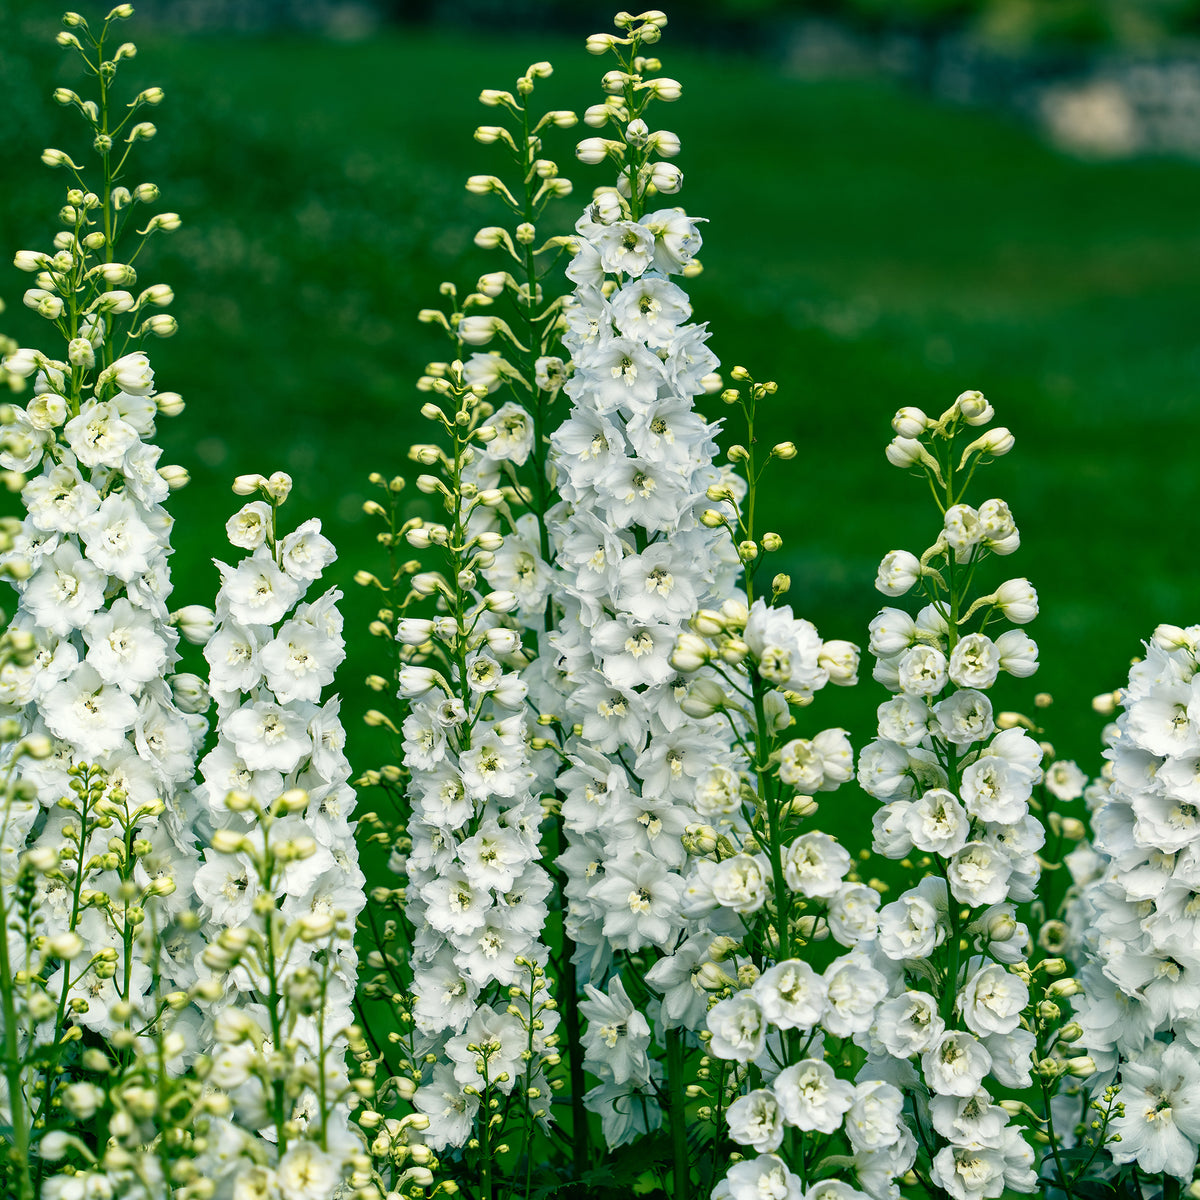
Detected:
left=2, top=12, right=1200, bottom=810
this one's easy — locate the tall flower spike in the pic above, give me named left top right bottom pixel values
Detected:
left=0, top=11, right=209, bottom=1196
left=192, top=475, right=369, bottom=1193
left=545, top=11, right=746, bottom=1151
left=854, top=392, right=1049, bottom=1198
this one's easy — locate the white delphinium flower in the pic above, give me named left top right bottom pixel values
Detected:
left=194, top=482, right=364, bottom=1190
left=548, top=107, right=757, bottom=1158
left=711, top=1154, right=803, bottom=1200
left=1110, top=1040, right=1200, bottom=1178
left=863, top=393, right=1049, bottom=1190
left=774, top=1058, right=856, bottom=1133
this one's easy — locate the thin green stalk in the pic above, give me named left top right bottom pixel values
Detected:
left=666, top=1027, right=690, bottom=1200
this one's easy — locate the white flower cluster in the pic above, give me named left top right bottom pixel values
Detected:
left=1073, top=623, right=1200, bottom=1179
left=192, top=474, right=367, bottom=1191
left=543, top=182, right=747, bottom=1138
left=0, top=343, right=207, bottom=1028
left=850, top=394, right=1046, bottom=1199
left=394, top=371, right=557, bottom=1157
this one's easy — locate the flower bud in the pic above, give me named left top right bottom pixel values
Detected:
left=993, top=577, right=1038, bottom=624
left=159, top=464, right=189, bottom=489
left=891, top=406, right=928, bottom=437
left=875, top=549, right=921, bottom=597
left=646, top=77, right=682, bottom=100
left=67, top=337, right=95, bottom=369
left=961, top=426, right=1014, bottom=464
left=819, top=640, right=859, bottom=685
left=680, top=678, right=726, bottom=718
left=885, top=436, right=925, bottom=469
left=671, top=632, right=709, bottom=672
left=956, top=390, right=993, bottom=425
left=172, top=605, right=215, bottom=645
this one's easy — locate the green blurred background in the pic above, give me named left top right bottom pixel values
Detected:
left=2, top=0, right=1200, bottom=790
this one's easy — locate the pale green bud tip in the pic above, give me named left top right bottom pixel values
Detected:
left=107, top=4, right=135, bottom=18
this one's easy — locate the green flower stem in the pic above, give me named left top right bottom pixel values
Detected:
left=666, top=1026, right=691, bottom=1200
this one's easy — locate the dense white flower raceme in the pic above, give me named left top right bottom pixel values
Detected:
left=1072, top=623, right=1200, bottom=1179
left=191, top=479, right=367, bottom=1192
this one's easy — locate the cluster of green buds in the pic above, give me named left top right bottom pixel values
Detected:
left=9, top=8, right=180, bottom=421
left=579, top=10, right=686, bottom=215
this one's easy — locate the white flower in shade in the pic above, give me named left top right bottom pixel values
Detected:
left=712, top=1154, right=803, bottom=1200
left=588, top=850, right=687, bottom=949
left=773, top=1058, right=855, bottom=1133
left=933, top=689, right=994, bottom=747
left=225, top=501, right=272, bottom=549
left=63, top=399, right=139, bottom=467
left=707, top=991, right=767, bottom=1062
left=84, top=598, right=169, bottom=691
left=896, top=645, right=948, bottom=696
left=823, top=951, right=889, bottom=1037
left=279, top=518, right=336, bottom=581
left=275, top=1140, right=342, bottom=1200
left=752, top=959, right=827, bottom=1030
left=981, top=1027, right=1035, bottom=1088
left=725, top=1089, right=785, bottom=1153
left=827, top=882, right=881, bottom=946
left=808, top=1183, right=871, bottom=1200
left=845, top=1080, right=903, bottom=1153
left=579, top=975, right=651, bottom=1087
left=481, top=399, right=535, bottom=464
left=905, top=788, right=969, bottom=856
left=1111, top=1041, right=1200, bottom=1178
left=948, top=633, right=1000, bottom=690
left=42, top=665, right=138, bottom=758
left=783, top=831, right=851, bottom=898
left=23, top=542, right=107, bottom=635
left=414, top=1062, right=481, bottom=1152
left=223, top=699, right=312, bottom=772
left=922, top=1031, right=992, bottom=1097
left=216, top=549, right=303, bottom=626
left=875, top=989, right=945, bottom=1058
left=946, top=841, right=1012, bottom=907
left=960, top=963, right=1028, bottom=1036
left=204, top=621, right=263, bottom=697
left=709, top=854, right=769, bottom=914
left=930, top=1144, right=1006, bottom=1200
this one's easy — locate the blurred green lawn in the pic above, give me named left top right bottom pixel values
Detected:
left=3, top=21, right=1200, bottom=796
